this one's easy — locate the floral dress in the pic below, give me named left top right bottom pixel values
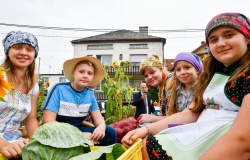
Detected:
left=146, top=62, right=250, bottom=160
left=0, top=83, right=39, bottom=142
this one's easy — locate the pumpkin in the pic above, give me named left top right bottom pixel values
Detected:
left=153, top=101, right=158, bottom=106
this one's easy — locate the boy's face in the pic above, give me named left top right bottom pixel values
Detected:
left=72, top=63, right=94, bottom=87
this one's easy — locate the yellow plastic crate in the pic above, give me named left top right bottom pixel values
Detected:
left=0, top=138, right=143, bottom=160
left=0, top=154, right=7, bottom=160
left=117, top=138, right=143, bottom=160
left=91, top=138, right=142, bottom=160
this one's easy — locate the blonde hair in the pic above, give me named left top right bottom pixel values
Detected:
left=3, top=56, right=36, bottom=94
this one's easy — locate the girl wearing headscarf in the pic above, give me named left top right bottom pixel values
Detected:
left=0, top=31, right=40, bottom=158
left=167, top=52, right=202, bottom=116
left=137, top=54, right=174, bottom=124
left=122, top=12, right=250, bottom=160
left=138, top=52, right=203, bottom=124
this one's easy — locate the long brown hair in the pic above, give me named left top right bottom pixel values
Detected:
left=3, top=56, right=36, bottom=94
left=167, top=75, right=181, bottom=115
left=190, top=47, right=250, bottom=112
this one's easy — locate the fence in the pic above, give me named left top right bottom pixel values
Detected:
left=106, top=65, right=141, bottom=75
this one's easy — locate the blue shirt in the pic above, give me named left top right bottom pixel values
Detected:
left=42, top=82, right=99, bottom=127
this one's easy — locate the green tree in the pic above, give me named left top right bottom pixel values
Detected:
left=148, top=87, right=159, bottom=102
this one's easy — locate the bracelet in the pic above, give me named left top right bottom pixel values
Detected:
left=144, top=126, right=150, bottom=135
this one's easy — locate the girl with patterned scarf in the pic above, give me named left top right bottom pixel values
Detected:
left=122, top=12, right=250, bottom=160
left=0, top=31, right=40, bottom=159
left=137, top=54, right=174, bottom=124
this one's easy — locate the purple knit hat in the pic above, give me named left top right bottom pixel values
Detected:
left=174, top=52, right=202, bottom=73
left=205, top=12, right=250, bottom=45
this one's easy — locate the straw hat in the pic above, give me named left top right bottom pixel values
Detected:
left=63, top=56, right=105, bottom=86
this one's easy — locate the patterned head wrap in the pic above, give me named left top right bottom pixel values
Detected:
left=140, top=55, right=163, bottom=74
left=174, top=52, right=203, bottom=73
left=205, top=12, right=250, bottom=45
left=2, top=31, right=39, bottom=58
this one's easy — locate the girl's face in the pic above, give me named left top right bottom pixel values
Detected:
left=175, top=61, right=198, bottom=87
left=208, top=26, right=248, bottom=66
left=72, top=63, right=94, bottom=88
left=8, top=44, right=35, bottom=68
left=143, top=66, right=163, bottom=87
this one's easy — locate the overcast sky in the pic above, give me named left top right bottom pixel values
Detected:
left=0, top=0, right=249, bottom=74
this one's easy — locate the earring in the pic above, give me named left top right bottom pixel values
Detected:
left=162, top=72, right=166, bottom=80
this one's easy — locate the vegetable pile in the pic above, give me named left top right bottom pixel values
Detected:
left=110, top=117, right=137, bottom=142
left=22, top=122, right=125, bottom=160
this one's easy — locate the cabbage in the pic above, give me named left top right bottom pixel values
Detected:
left=22, top=122, right=125, bottom=160
left=22, top=139, right=86, bottom=160
left=31, top=122, right=93, bottom=148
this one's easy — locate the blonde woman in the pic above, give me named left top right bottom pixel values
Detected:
left=0, top=31, right=40, bottom=158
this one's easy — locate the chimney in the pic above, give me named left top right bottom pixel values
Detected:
left=139, top=26, right=148, bottom=35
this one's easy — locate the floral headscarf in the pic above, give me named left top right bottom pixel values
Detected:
left=205, top=12, right=250, bottom=45
left=140, top=55, right=163, bottom=75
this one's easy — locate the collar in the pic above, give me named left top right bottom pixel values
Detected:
left=223, top=61, right=241, bottom=75
left=176, top=80, right=197, bottom=91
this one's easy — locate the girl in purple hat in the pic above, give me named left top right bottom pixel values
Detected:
left=138, top=52, right=202, bottom=125
left=0, top=31, right=40, bottom=159
left=167, top=52, right=202, bottom=116
left=122, top=12, right=250, bottom=160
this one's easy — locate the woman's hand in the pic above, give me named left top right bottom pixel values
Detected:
left=0, top=139, right=29, bottom=159
left=83, top=132, right=100, bottom=144
left=121, top=127, right=148, bottom=148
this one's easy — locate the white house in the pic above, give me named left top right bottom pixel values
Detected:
left=40, top=27, right=166, bottom=99
left=71, top=26, right=166, bottom=91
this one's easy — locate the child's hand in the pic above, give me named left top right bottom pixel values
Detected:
left=91, top=126, right=105, bottom=142
left=0, top=139, right=29, bottom=159
left=83, top=132, right=100, bottom=144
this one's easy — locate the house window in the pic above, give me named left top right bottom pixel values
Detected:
left=119, top=54, right=123, bottom=60
left=41, top=77, right=49, bottom=83
left=87, top=44, right=113, bottom=50
left=96, top=55, right=112, bottom=66
left=130, top=80, right=142, bottom=91
left=130, top=54, right=147, bottom=66
left=59, top=77, right=66, bottom=82
left=129, top=44, right=148, bottom=49
left=95, top=81, right=104, bottom=91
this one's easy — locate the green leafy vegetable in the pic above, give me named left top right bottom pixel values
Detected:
left=22, top=122, right=125, bottom=160
left=22, top=140, right=84, bottom=160
left=32, top=122, right=93, bottom=148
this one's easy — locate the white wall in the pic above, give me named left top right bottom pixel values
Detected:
left=73, top=42, right=164, bottom=62
left=40, top=74, right=69, bottom=90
